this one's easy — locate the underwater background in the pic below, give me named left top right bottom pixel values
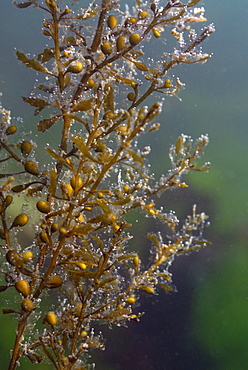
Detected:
left=1, top=0, right=248, bottom=369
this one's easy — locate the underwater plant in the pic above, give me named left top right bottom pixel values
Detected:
left=0, top=0, right=214, bottom=369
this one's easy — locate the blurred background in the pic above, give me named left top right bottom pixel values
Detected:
left=1, top=0, right=248, bottom=369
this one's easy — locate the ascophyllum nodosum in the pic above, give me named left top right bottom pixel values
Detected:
left=0, top=1, right=214, bottom=369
